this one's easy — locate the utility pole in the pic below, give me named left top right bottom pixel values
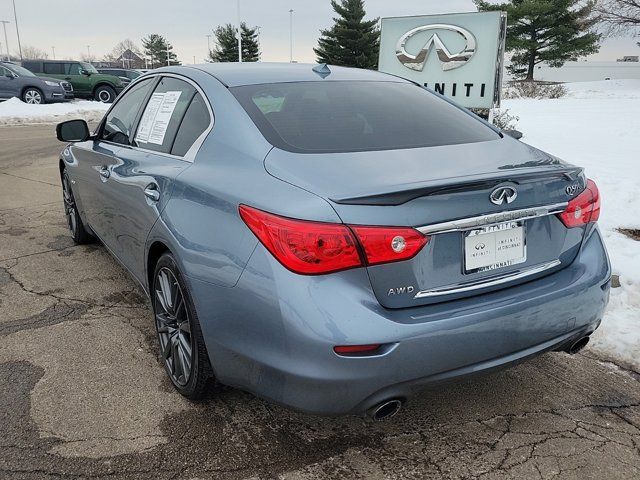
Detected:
left=11, top=0, right=22, bottom=60
left=237, top=0, right=242, bottom=62
left=51, top=46, right=55, bottom=59
left=0, top=21, right=10, bottom=61
left=289, top=9, right=294, bottom=63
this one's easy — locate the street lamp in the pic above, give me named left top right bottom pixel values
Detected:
left=289, top=9, right=294, bottom=63
left=206, top=34, right=212, bottom=55
left=0, top=20, right=10, bottom=61
left=11, top=0, right=22, bottom=61
left=51, top=46, right=55, bottom=60
left=86, top=45, right=91, bottom=60
left=237, top=0, right=242, bottom=63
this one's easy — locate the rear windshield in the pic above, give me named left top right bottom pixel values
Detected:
left=231, top=81, right=499, bottom=153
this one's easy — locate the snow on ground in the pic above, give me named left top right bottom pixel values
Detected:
left=502, top=79, right=640, bottom=370
left=0, top=98, right=109, bottom=125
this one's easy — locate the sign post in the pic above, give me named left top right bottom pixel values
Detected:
left=378, top=12, right=507, bottom=109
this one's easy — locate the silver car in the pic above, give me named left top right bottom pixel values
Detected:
left=56, top=63, right=610, bottom=420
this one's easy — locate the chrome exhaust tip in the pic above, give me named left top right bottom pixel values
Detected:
left=566, top=336, right=590, bottom=355
left=368, top=399, right=403, bottom=421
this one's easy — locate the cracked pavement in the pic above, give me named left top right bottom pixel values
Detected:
left=0, top=124, right=639, bottom=479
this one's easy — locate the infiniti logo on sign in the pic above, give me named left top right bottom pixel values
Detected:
left=490, top=186, right=518, bottom=205
left=396, top=24, right=477, bottom=72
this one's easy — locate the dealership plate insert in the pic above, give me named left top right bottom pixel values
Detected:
left=464, top=221, right=526, bottom=273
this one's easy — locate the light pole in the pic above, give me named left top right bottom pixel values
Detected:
left=86, top=45, right=91, bottom=60
left=206, top=34, right=212, bottom=56
left=237, top=0, right=242, bottom=63
left=51, top=46, right=55, bottom=59
left=166, top=40, right=170, bottom=66
left=0, top=21, right=10, bottom=61
left=11, top=0, right=22, bottom=60
left=289, top=9, right=294, bottom=63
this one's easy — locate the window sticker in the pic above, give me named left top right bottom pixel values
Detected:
left=135, top=91, right=182, bottom=145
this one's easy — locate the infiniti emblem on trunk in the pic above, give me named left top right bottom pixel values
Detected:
left=490, top=186, right=518, bottom=205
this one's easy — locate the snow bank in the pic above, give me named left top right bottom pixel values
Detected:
left=502, top=80, right=640, bottom=370
left=0, top=98, right=109, bottom=125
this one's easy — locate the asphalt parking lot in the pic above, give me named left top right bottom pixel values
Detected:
left=0, top=124, right=639, bottom=480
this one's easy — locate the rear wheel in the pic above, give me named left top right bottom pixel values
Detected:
left=94, top=85, right=116, bottom=103
left=153, top=253, right=213, bottom=398
left=23, top=88, right=44, bottom=104
left=62, top=170, right=93, bottom=244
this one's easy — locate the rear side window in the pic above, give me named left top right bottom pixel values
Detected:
left=134, top=77, right=195, bottom=154
left=101, top=78, right=155, bottom=145
left=171, top=93, right=211, bottom=156
left=43, top=63, right=63, bottom=75
left=232, top=81, right=499, bottom=153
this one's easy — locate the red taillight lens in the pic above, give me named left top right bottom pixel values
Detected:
left=558, top=179, right=601, bottom=228
left=239, top=205, right=430, bottom=275
left=350, top=225, right=429, bottom=266
left=239, top=205, right=362, bottom=274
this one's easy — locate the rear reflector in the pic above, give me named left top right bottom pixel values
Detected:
left=333, top=344, right=382, bottom=355
left=239, top=205, right=429, bottom=275
left=558, top=179, right=601, bottom=228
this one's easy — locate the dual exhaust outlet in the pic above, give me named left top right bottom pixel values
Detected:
left=365, top=335, right=590, bottom=421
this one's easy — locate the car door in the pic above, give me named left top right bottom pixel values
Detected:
left=64, top=62, right=90, bottom=95
left=0, top=66, right=15, bottom=98
left=71, top=77, right=158, bottom=256
left=101, top=75, right=212, bottom=281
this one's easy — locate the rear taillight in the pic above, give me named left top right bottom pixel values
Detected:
left=558, top=179, right=601, bottom=228
left=239, top=205, right=429, bottom=275
left=350, top=226, right=428, bottom=266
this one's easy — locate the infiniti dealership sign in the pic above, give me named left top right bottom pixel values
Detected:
left=379, top=12, right=507, bottom=109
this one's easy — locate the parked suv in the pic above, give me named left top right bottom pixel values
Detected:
left=23, top=60, right=124, bottom=103
left=0, top=61, right=73, bottom=104
left=96, top=68, right=142, bottom=87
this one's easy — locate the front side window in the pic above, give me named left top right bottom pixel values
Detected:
left=133, top=77, right=196, bottom=154
left=0, top=66, right=11, bottom=77
left=65, top=63, right=82, bottom=75
left=43, top=63, right=64, bottom=75
left=81, top=62, right=98, bottom=74
left=232, top=81, right=499, bottom=153
left=101, top=78, right=155, bottom=145
left=6, top=64, right=35, bottom=77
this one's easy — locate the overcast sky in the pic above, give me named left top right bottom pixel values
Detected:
left=0, top=0, right=637, bottom=64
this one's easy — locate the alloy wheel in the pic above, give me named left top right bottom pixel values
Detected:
left=155, top=267, right=193, bottom=386
left=62, top=174, right=77, bottom=235
left=98, top=90, right=112, bottom=102
left=24, top=90, right=42, bottom=104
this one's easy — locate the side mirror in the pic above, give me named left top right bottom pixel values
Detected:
left=56, top=119, right=91, bottom=142
left=5, top=72, right=15, bottom=79
left=81, top=69, right=91, bottom=76
left=503, top=129, right=523, bottom=140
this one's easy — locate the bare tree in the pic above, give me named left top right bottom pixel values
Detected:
left=21, top=45, right=48, bottom=60
left=596, top=0, right=640, bottom=34
left=80, top=52, right=96, bottom=62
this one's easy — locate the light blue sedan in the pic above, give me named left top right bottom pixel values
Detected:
left=56, top=63, right=610, bottom=420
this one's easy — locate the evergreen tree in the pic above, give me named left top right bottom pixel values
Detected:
left=476, top=0, right=600, bottom=80
left=314, top=0, right=380, bottom=69
left=209, top=23, right=260, bottom=62
left=142, top=34, right=180, bottom=68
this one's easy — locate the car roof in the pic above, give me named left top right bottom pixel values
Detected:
left=182, top=62, right=410, bottom=87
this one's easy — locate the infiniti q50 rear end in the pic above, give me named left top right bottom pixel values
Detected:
left=56, top=63, right=610, bottom=417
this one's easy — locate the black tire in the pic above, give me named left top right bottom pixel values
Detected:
left=61, top=170, right=93, bottom=244
left=94, top=85, right=116, bottom=103
left=152, top=253, right=214, bottom=399
left=23, top=87, right=44, bottom=104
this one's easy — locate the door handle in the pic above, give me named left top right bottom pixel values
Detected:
left=98, top=166, right=110, bottom=179
left=144, top=185, right=160, bottom=202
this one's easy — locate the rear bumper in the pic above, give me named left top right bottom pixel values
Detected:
left=189, top=225, right=610, bottom=416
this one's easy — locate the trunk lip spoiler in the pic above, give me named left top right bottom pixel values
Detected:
left=416, top=202, right=568, bottom=236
